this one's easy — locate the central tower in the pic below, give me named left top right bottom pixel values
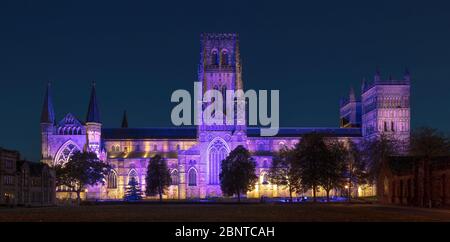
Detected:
left=196, top=33, right=247, bottom=198
left=198, top=33, right=245, bottom=131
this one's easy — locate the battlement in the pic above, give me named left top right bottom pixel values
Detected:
left=200, top=33, right=238, bottom=40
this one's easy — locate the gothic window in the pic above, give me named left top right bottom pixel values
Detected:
left=211, top=50, right=218, bottom=65
left=208, top=139, right=229, bottom=185
left=171, top=170, right=179, bottom=185
left=188, top=168, right=197, bottom=186
left=221, top=85, right=227, bottom=115
left=384, top=122, right=388, bottom=132
left=128, top=169, right=138, bottom=185
left=261, top=173, right=269, bottom=185
left=153, top=144, right=158, bottom=151
left=391, top=121, right=395, bottom=132
left=55, top=141, right=81, bottom=165
left=107, top=171, right=117, bottom=189
left=221, top=50, right=229, bottom=66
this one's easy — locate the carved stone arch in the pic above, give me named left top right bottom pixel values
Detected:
left=220, top=49, right=229, bottom=66
left=127, top=169, right=139, bottom=185
left=107, top=169, right=118, bottom=189
left=187, top=167, right=198, bottom=186
left=211, top=48, right=219, bottom=65
left=171, top=169, right=179, bottom=185
left=54, top=140, right=81, bottom=166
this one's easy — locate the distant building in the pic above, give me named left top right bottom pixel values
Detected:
left=0, top=147, right=20, bottom=205
left=39, top=33, right=411, bottom=200
left=0, top=147, right=55, bottom=206
left=378, top=156, right=450, bottom=208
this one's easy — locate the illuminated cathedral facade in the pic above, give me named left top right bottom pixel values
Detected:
left=40, top=33, right=411, bottom=200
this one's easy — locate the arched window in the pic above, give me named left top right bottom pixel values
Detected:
left=153, top=144, right=158, bottom=151
left=211, top=50, right=218, bottom=65
left=171, top=170, right=179, bottom=185
left=107, top=171, right=117, bottom=189
left=208, top=138, right=229, bottom=185
left=188, top=168, right=197, bottom=186
left=261, top=173, right=269, bottom=185
left=221, top=50, right=228, bottom=65
left=128, top=169, right=138, bottom=185
left=55, top=141, right=81, bottom=165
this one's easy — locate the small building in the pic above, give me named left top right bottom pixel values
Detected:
left=378, top=156, right=450, bottom=208
left=0, top=147, right=20, bottom=205
left=0, top=147, right=56, bottom=207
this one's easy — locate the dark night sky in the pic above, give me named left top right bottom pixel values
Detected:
left=1, top=0, right=449, bottom=160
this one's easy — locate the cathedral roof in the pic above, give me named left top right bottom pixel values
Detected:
left=102, top=127, right=362, bottom=140
left=102, top=127, right=197, bottom=140
left=247, top=127, right=362, bottom=137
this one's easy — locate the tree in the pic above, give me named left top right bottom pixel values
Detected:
left=294, top=133, right=329, bottom=202
left=220, top=145, right=258, bottom=202
left=346, top=140, right=369, bottom=201
left=145, top=155, right=171, bottom=201
left=268, top=147, right=301, bottom=202
left=320, top=140, right=347, bottom=202
left=54, top=151, right=111, bottom=204
left=410, top=127, right=450, bottom=207
left=361, top=134, right=401, bottom=183
left=124, top=176, right=143, bottom=201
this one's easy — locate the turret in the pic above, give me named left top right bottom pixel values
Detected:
left=374, top=68, right=381, bottom=83
left=40, top=81, right=55, bottom=165
left=85, top=81, right=102, bottom=155
left=339, top=86, right=361, bottom=128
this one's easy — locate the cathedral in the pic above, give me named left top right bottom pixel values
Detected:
left=40, top=33, right=411, bottom=200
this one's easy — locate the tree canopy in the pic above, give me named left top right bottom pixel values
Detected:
left=145, top=154, right=171, bottom=201
left=220, top=145, right=258, bottom=202
left=55, top=151, right=111, bottom=204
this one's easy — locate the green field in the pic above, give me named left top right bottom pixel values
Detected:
left=1, top=203, right=450, bottom=222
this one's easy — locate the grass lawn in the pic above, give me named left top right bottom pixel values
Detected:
left=1, top=202, right=450, bottom=222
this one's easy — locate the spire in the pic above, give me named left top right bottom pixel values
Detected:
left=40, top=81, right=55, bottom=124
left=86, top=81, right=101, bottom=123
left=404, top=67, right=411, bottom=82
left=374, top=67, right=381, bottom=83
left=121, top=110, right=128, bottom=128
left=349, top=87, right=356, bottom=102
left=361, top=77, right=367, bottom=92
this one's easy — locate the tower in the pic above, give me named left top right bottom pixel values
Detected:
left=40, top=82, right=55, bottom=166
left=198, top=33, right=244, bottom=130
left=339, top=87, right=362, bottom=128
left=85, top=81, right=102, bottom=155
left=196, top=33, right=247, bottom=198
left=361, top=69, right=411, bottom=142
